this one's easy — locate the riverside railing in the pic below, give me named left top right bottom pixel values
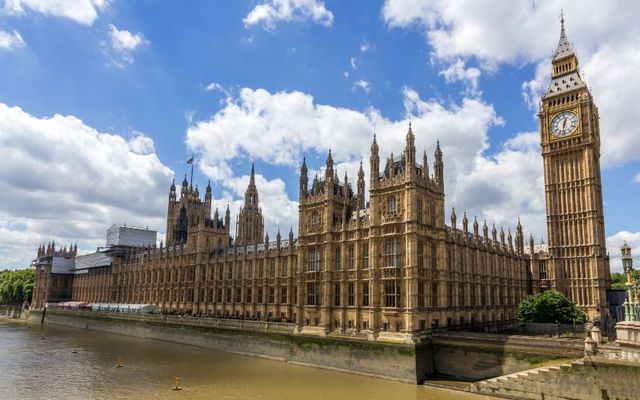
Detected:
left=46, top=308, right=296, bottom=334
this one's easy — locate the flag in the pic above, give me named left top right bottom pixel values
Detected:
left=186, top=155, right=194, bottom=164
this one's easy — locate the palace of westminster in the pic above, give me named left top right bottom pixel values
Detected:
left=31, top=20, right=612, bottom=343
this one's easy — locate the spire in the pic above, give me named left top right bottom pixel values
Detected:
left=325, top=148, right=334, bottom=180
left=357, top=160, right=365, bottom=209
left=434, top=140, right=444, bottom=189
left=553, top=10, right=575, bottom=62
left=370, top=133, right=379, bottom=154
left=170, top=178, right=176, bottom=192
left=462, top=212, right=468, bottom=233
left=450, top=207, right=457, bottom=229
left=250, top=162, right=256, bottom=185
left=300, top=156, right=308, bottom=197
left=422, top=150, right=429, bottom=178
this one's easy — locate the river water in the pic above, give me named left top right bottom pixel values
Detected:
left=0, top=319, right=491, bottom=400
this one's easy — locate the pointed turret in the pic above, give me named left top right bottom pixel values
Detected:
left=276, top=228, right=281, bottom=248
left=552, top=12, right=575, bottom=63
left=450, top=207, right=457, bottom=230
left=491, top=224, right=497, bottom=243
left=343, top=171, right=349, bottom=197
left=473, top=216, right=479, bottom=239
left=422, top=150, right=429, bottom=178
left=289, top=226, right=294, bottom=244
left=434, top=140, right=444, bottom=189
left=300, top=156, right=308, bottom=198
left=205, top=180, right=212, bottom=199
left=462, top=212, right=469, bottom=234
left=169, top=178, right=177, bottom=201
left=264, top=231, right=269, bottom=246
left=515, top=218, right=524, bottom=254
left=181, top=174, right=189, bottom=197
left=357, top=161, right=365, bottom=209
left=529, top=233, right=535, bottom=255
left=544, top=12, right=585, bottom=98
left=325, top=149, right=334, bottom=180
left=405, top=121, right=416, bottom=177
left=483, top=220, right=489, bottom=242
left=370, top=134, right=379, bottom=187
left=225, top=204, right=231, bottom=233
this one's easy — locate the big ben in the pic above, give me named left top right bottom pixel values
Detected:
left=539, top=15, right=611, bottom=320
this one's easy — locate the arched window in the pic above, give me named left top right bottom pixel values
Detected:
left=311, top=211, right=320, bottom=225
left=387, top=196, right=397, bottom=213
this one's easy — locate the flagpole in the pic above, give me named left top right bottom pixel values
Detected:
left=190, top=154, right=194, bottom=189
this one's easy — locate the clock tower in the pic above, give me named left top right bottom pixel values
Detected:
left=539, top=15, right=611, bottom=320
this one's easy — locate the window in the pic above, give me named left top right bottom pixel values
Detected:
left=236, top=288, right=242, bottom=303
left=334, top=247, right=341, bottom=270
left=447, top=283, right=453, bottom=307
left=417, top=241, right=424, bottom=268
left=269, top=260, right=275, bottom=278
left=348, top=282, right=355, bottom=306
left=384, top=239, right=402, bottom=268
left=387, top=196, right=397, bottom=213
left=258, top=261, right=264, bottom=278
left=246, top=288, right=252, bottom=303
left=280, top=287, right=288, bottom=304
left=361, top=244, right=369, bottom=269
left=311, top=211, right=320, bottom=225
left=307, top=282, right=319, bottom=305
left=385, top=281, right=400, bottom=307
left=418, top=282, right=425, bottom=308
left=269, top=287, right=275, bottom=304
left=431, top=283, right=438, bottom=308
left=417, top=198, right=423, bottom=223
left=308, top=248, right=320, bottom=272
left=217, top=288, right=222, bottom=303
left=348, top=245, right=355, bottom=270
left=257, top=287, right=263, bottom=303
left=334, top=283, right=341, bottom=306
left=246, top=262, right=253, bottom=279
left=226, top=288, right=231, bottom=303
left=282, top=258, right=288, bottom=278
left=363, top=282, right=369, bottom=307
left=539, top=261, right=547, bottom=280
left=458, top=284, right=465, bottom=307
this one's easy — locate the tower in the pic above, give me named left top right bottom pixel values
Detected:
left=539, top=15, right=610, bottom=319
left=235, top=163, right=265, bottom=246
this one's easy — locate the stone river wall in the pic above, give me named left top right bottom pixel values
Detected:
left=26, top=309, right=586, bottom=384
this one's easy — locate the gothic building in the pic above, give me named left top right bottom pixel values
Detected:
left=538, top=15, right=611, bottom=319
left=31, top=18, right=610, bottom=342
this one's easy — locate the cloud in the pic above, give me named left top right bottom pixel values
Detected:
left=350, top=57, right=357, bottom=69
left=353, top=79, right=371, bottom=93
left=0, top=29, right=26, bottom=51
left=243, top=0, right=334, bottom=30
left=186, top=87, right=541, bottom=241
left=101, top=24, right=148, bottom=68
left=438, top=58, right=481, bottom=96
left=0, top=103, right=173, bottom=268
left=360, top=41, right=371, bottom=52
left=382, top=0, right=640, bottom=168
left=607, top=231, right=640, bottom=273
left=3, top=0, right=108, bottom=26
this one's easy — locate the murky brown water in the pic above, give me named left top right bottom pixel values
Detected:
left=0, top=319, right=491, bottom=400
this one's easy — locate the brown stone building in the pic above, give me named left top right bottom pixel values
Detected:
left=31, top=20, right=610, bottom=342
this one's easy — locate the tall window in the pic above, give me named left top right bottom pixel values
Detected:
left=257, top=287, right=263, bottom=303
left=247, top=262, right=253, bottom=279
left=418, top=282, right=425, bottom=308
left=361, top=244, right=369, bottom=269
left=236, top=288, right=242, bottom=303
left=431, top=283, right=438, bottom=308
left=246, top=288, right=252, bottom=303
left=311, top=211, right=320, bottom=225
left=308, top=248, right=320, bottom=272
left=258, top=261, right=264, bottom=278
left=269, top=259, right=275, bottom=278
left=348, top=245, right=355, bottom=270
left=280, top=287, right=287, bottom=304
left=282, top=258, right=288, bottom=278
left=387, top=196, right=397, bottom=213
left=334, top=247, right=341, bottom=271
left=447, top=283, right=453, bottom=307
left=334, top=283, right=341, bottom=306
left=307, top=282, right=319, bottom=305
left=539, top=261, right=547, bottom=280
left=269, top=287, right=275, bottom=304
left=417, top=241, right=424, bottom=268
left=417, top=197, right=423, bottom=223
left=384, top=281, right=400, bottom=307
left=362, top=282, right=369, bottom=307
left=385, top=239, right=402, bottom=268
left=348, top=282, right=355, bottom=306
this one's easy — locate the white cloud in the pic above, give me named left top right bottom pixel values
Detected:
left=101, top=24, right=148, bottom=68
left=353, top=79, right=371, bottom=93
left=439, top=58, right=481, bottom=95
left=607, top=231, right=640, bottom=273
left=360, top=41, right=371, bottom=52
left=382, top=0, right=640, bottom=168
left=0, top=29, right=25, bottom=51
left=350, top=57, right=357, bottom=69
left=0, top=103, right=173, bottom=268
left=243, top=0, right=334, bottom=30
left=3, top=0, right=108, bottom=26
left=186, top=87, right=539, bottom=241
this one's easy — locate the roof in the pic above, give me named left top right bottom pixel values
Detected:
left=553, top=22, right=576, bottom=61
left=543, top=71, right=585, bottom=98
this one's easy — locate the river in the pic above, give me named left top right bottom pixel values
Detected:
left=0, top=319, right=491, bottom=400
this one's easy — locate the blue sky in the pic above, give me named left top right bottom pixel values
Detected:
left=0, top=0, right=639, bottom=270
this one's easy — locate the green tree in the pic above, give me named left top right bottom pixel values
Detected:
left=517, top=290, right=586, bottom=325
left=611, top=271, right=640, bottom=290
left=0, top=268, right=35, bottom=305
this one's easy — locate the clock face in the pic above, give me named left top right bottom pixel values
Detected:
left=550, top=111, right=579, bottom=137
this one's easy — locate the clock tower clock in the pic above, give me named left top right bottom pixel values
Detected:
left=539, top=15, right=611, bottom=320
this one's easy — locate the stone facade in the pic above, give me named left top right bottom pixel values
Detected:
left=538, top=17, right=611, bottom=319
left=31, top=19, right=612, bottom=342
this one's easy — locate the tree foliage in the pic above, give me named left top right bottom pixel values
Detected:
left=517, top=290, right=586, bottom=325
left=611, top=271, right=640, bottom=290
left=0, top=268, right=35, bottom=305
